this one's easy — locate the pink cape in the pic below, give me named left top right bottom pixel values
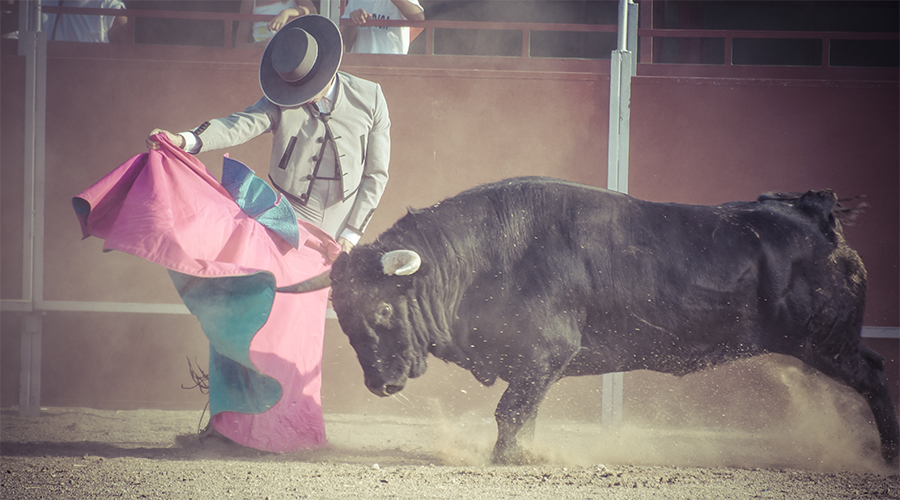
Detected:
left=74, top=135, right=341, bottom=452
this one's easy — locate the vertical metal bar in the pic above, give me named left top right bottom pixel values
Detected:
left=627, top=1, right=639, bottom=72
left=601, top=371, right=623, bottom=427
left=20, top=2, right=43, bottom=308
left=617, top=52, right=632, bottom=193
left=22, top=38, right=36, bottom=304
left=604, top=0, right=635, bottom=430
left=616, top=0, right=628, bottom=51
left=607, top=50, right=632, bottom=195
left=425, top=27, right=433, bottom=56
left=724, top=35, right=733, bottom=66
left=822, top=37, right=830, bottom=67
left=18, top=0, right=40, bottom=56
left=25, top=38, right=47, bottom=312
left=319, top=0, right=339, bottom=26
left=20, top=0, right=47, bottom=418
left=223, top=15, right=232, bottom=48
left=33, top=56, right=47, bottom=317
left=20, top=314, right=43, bottom=417
left=522, top=28, right=530, bottom=58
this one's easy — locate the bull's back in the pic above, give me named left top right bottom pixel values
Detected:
left=496, top=181, right=862, bottom=375
left=418, top=179, right=863, bottom=374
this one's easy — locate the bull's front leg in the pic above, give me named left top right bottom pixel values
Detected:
left=491, top=374, right=554, bottom=464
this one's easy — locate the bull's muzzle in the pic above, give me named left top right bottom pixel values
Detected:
left=367, top=381, right=406, bottom=397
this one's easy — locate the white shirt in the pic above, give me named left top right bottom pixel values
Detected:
left=41, top=0, right=125, bottom=43
left=251, top=0, right=299, bottom=43
left=341, top=0, right=423, bottom=55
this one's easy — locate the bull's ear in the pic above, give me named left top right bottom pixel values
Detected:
left=382, top=250, right=421, bottom=276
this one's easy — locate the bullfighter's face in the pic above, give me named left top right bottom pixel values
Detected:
left=329, top=248, right=428, bottom=397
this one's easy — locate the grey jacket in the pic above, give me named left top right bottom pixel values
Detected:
left=193, top=72, right=390, bottom=236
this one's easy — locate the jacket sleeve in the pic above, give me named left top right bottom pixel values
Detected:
left=193, top=98, right=280, bottom=153
left=344, top=84, right=390, bottom=236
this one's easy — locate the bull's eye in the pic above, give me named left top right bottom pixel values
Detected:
left=374, top=303, right=393, bottom=327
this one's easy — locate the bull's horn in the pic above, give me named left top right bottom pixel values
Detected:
left=276, top=271, right=332, bottom=293
left=382, top=250, right=421, bottom=276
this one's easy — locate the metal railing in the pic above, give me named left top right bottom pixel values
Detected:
left=35, top=5, right=899, bottom=68
left=638, top=28, right=899, bottom=68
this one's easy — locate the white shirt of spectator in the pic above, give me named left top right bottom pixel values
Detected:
left=251, top=0, right=299, bottom=43
left=41, top=0, right=125, bottom=43
left=341, top=0, right=423, bottom=55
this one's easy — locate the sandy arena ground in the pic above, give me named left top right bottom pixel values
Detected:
left=1, top=405, right=898, bottom=500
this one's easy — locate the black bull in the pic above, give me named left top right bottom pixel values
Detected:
left=279, top=177, right=899, bottom=465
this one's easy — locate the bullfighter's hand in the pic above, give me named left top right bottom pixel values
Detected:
left=146, top=129, right=185, bottom=150
left=337, top=236, right=355, bottom=254
left=348, top=9, right=372, bottom=25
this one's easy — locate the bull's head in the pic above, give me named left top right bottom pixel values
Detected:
left=277, top=248, right=427, bottom=397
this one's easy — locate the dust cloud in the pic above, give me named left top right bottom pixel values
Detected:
left=335, top=354, right=891, bottom=474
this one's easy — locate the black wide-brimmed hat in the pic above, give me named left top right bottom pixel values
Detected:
left=260, top=15, right=343, bottom=107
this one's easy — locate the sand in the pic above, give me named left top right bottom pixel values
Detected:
left=2, top=406, right=897, bottom=499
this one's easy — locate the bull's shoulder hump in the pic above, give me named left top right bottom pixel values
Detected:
left=459, top=177, right=628, bottom=204
left=462, top=176, right=614, bottom=193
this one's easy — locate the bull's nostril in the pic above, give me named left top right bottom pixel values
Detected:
left=384, top=384, right=403, bottom=395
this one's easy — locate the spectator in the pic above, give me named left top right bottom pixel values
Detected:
left=341, top=0, right=424, bottom=54
left=41, top=0, right=128, bottom=43
left=235, top=0, right=317, bottom=48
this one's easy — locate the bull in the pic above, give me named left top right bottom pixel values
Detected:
left=279, top=177, right=899, bottom=465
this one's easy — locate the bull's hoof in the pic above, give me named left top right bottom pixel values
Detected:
left=883, top=439, right=899, bottom=468
left=490, top=446, right=540, bottom=465
left=885, top=449, right=899, bottom=469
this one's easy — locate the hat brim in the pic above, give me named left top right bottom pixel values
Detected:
left=260, top=15, right=343, bottom=107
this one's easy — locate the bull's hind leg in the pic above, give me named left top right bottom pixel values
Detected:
left=856, top=346, right=900, bottom=465
left=802, top=344, right=899, bottom=465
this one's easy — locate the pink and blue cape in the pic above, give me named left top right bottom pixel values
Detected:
left=73, top=136, right=340, bottom=452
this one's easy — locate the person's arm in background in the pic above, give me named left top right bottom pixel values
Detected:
left=298, top=0, right=317, bottom=15
left=339, top=2, right=361, bottom=52
left=390, top=0, right=423, bottom=21
left=106, top=3, right=129, bottom=44
left=236, top=0, right=317, bottom=49
left=267, top=0, right=316, bottom=32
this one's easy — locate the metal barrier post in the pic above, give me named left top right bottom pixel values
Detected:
left=603, top=0, right=638, bottom=430
left=18, top=0, right=47, bottom=418
left=319, top=0, right=340, bottom=26
left=19, top=314, right=43, bottom=417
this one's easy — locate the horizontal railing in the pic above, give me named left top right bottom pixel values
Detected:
left=37, top=6, right=898, bottom=68
left=638, top=28, right=899, bottom=67
left=341, top=19, right=618, bottom=57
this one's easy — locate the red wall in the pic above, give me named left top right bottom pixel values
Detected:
left=628, top=76, right=899, bottom=327
left=1, top=42, right=897, bottom=418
